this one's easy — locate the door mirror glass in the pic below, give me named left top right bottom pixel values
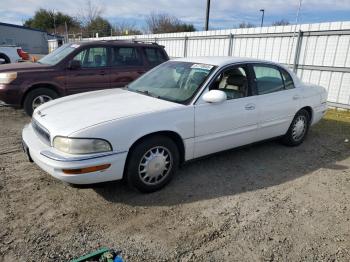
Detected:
left=202, top=90, right=227, bottom=103
left=68, top=60, right=81, bottom=70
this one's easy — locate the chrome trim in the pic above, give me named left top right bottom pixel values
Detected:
left=32, top=120, right=51, bottom=145
left=40, top=150, right=127, bottom=162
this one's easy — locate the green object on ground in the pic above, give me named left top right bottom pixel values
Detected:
left=70, top=247, right=110, bottom=262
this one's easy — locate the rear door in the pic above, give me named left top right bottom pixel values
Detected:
left=110, top=46, right=145, bottom=88
left=65, top=46, right=110, bottom=94
left=251, top=64, right=300, bottom=140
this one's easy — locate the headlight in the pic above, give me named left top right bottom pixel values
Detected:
left=53, top=136, right=112, bottom=154
left=0, top=72, right=17, bottom=84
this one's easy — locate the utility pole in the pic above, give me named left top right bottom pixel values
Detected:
left=205, top=0, right=210, bottom=31
left=65, top=21, right=68, bottom=42
left=260, top=9, right=265, bottom=27
left=53, top=10, right=57, bottom=35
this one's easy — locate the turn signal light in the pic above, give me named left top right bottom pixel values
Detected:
left=62, top=164, right=111, bottom=175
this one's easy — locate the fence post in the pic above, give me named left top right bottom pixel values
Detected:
left=183, top=36, right=188, bottom=57
left=227, top=33, right=234, bottom=56
left=293, top=30, right=303, bottom=73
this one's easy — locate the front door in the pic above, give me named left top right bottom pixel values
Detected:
left=194, top=64, right=259, bottom=158
left=65, top=46, right=110, bottom=94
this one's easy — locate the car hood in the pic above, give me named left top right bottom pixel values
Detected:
left=33, top=89, right=184, bottom=136
left=0, top=62, right=52, bottom=73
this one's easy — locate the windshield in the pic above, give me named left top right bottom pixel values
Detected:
left=128, top=61, right=216, bottom=104
left=39, top=43, right=78, bottom=65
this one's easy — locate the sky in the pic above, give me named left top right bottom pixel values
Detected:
left=1, top=0, right=350, bottom=31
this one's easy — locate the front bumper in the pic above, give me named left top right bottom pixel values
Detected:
left=22, top=123, right=128, bottom=184
left=0, top=83, right=22, bottom=106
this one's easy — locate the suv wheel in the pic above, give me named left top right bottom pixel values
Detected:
left=281, top=109, right=310, bottom=146
left=126, top=135, right=179, bottom=193
left=0, top=54, right=10, bottom=64
left=23, top=88, right=58, bottom=116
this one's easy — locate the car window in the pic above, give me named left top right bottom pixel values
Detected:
left=210, top=66, right=249, bottom=100
left=128, top=61, right=216, bottom=104
left=112, top=47, right=141, bottom=66
left=253, top=65, right=284, bottom=95
left=280, top=68, right=295, bottom=89
left=73, top=47, right=107, bottom=68
left=144, top=47, right=167, bottom=66
left=39, top=43, right=76, bottom=65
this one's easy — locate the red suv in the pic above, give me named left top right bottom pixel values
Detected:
left=0, top=40, right=169, bottom=115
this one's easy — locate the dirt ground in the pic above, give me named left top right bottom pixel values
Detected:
left=0, top=107, right=349, bottom=262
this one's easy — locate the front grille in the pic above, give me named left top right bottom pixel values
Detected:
left=32, top=120, right=51, bottom=145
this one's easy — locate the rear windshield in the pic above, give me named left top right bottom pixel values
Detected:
left=38, top=43, right=77, bottom=65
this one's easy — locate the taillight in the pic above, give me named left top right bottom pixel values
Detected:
left=17, top=49, right=29, bottom=60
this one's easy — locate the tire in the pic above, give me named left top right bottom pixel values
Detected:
left=126, top=135, right=179, bottom=193
left=281, top=109, right=310, bottom=146
left=0, top=54, right=10, bottom=64
left=23, top=88, right=58, bottom=116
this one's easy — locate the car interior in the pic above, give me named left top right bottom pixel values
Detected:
left=210, top=67, right=249, bottom=99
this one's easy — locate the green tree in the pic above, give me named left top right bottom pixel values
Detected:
left=24, top=8, right=80, bottom=34
left=85, top=16, right=112, bottom=37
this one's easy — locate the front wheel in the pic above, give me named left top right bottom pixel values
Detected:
left=126, top=135, right=179, bottom=193
left=281, top=109, right=310, bottom=146
left=23, top=88, right=58, bottom=116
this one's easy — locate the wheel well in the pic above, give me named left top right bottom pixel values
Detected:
left=21, top=83, right=60, bottom=106
left=300, top=106, right=313, bottom=123
left=124, top=131, right=186, bottom=177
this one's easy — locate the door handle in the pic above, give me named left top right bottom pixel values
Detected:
left=293, top=95, right=301, bottom=100
left=245, top=103, right=256, bottom=110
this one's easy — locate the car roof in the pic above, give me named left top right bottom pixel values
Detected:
left=173, top=56, right=281, bottom=67
left=73, top=40, right=162, bottom=48
left=172, top=56, right=301, bottom=85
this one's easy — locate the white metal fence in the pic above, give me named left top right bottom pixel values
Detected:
left=80, top=21, right=350, bottom=109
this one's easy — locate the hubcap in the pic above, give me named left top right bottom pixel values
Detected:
left=292, top=115, right=306, bottom=141
left=138, top=146, right=172, bottom=185
left=32, top=95, right=52, bottom=110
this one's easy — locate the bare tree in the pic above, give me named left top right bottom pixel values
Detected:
left=78, top=0, right=104, bottom=26
left=145, top=12, right=195, bottom=34
left=272, top=19, right=290, bottom=26
left=114, top=22, right=142, bottom=36
left=238, top=22, right=255, bottom=28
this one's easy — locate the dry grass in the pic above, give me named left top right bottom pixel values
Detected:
left=324, top=109, right=350, bottom=123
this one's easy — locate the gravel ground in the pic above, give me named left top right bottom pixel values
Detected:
left=0, top=107, right=349, bottom=262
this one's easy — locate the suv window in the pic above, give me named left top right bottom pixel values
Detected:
left=210, top=66, right=250, bottom=100
left=73, top=47, right=107, bottom=68
left=112, top=47, right=141, bottom=66
left=144, top=47, right=166, bottom=66
left=253, top=65, right=284, bottom=95
left=280, top=68, right=295, bottom=89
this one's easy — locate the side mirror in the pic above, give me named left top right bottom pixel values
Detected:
left=68, top=60, right=81, bottom=70
left=202, top=90, right=227, bottom=103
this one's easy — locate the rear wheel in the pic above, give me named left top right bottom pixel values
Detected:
left=126, top=135, right=179, bottom=193
left=281, top=109, right=310, bottom=146
left=23, top=88, right=58, bottom=116
left=0, top=54, right=10, bottom=64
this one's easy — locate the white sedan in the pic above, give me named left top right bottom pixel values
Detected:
left=22, top=57, right=327, bottom=192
